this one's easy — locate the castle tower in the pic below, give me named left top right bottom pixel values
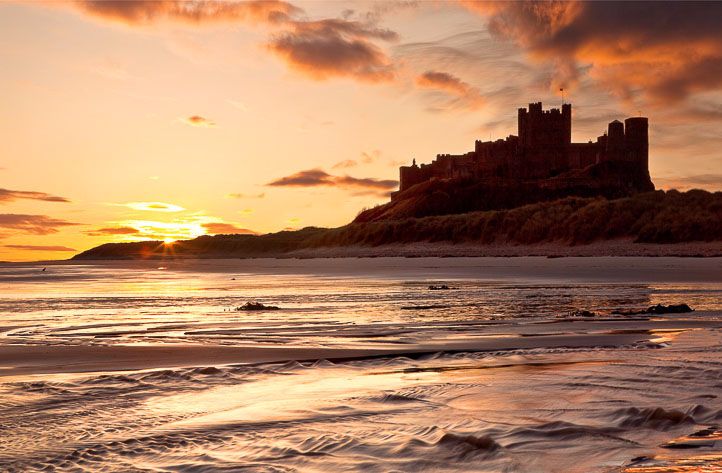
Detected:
left=399, top=159, right=422, bottom=191
left=624, top=117, right=649, bottom=172
left=606, top=120, right=625, bottom=161
left=518, top=102, right=572, bottom=149
left=561, top=103, right=572, bottom=144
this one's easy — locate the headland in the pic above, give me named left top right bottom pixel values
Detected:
left=73, top=102, right=721, bottom=260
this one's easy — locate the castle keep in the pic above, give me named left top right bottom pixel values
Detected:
left=395, top=102, right=653, bottom=198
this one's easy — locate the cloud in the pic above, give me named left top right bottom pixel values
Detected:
left=4, top=244, right=76, bottom=252
left=227, top=192, right=265, bottom=199
left=462, top=1, right=722, bottom=104
left=62, top=1, right=401, bottom=85
left=417, top=71, right=469, bottom=95
left=267, top=18, right=398, bottom=82
left=361, top=149, right=381, bottom=163
left=267, top=168, right=398, bottom=194
left=415, top=70, right=485, bottom=110
left=332, top=159, right=358, bottom=169
left=71, top=0, right=300, bottom=26
left=99, top=216, right=257, bottom=241
left=268, top=169, right=331, bottom=187
left=85, top=226, right=141, bottom=236
left=654, top=174, right=722, bottom=191
left=201, top=222, right=257, bottom=235
left=0, top=214, right=81, bottom=236
left=182, top=115, right=215, bottom=127
left=330, top=151, right=379, bottom=169
left=113, top=219, right=204, bottom=241
left=124, top=202, right=185, bottom=212
left=0, top=188, right=69, bottom=203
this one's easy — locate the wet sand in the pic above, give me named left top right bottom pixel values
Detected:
left=30, top=254, right=722, bottom=284
left=3, top=316, right=720, bottom=377
left=3, top=258, right=722, bottom=472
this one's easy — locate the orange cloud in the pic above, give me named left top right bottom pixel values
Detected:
left=462, top=1, right=722, bottom=103
left=0, top=188, right=69, bottom=203
left=267, top=18, right=398, bottom=82
left=201, top=222, right=257, bottom=235
left=124, top=202, right=185, bottom=212
left=332, top=159, right=358, bottom=169
left=360, top=150, right=381, bottom=163
left=94, top=217, right=257, bottom=241
left=417, top=71, right=469, bottom=95
left=415, top=71, right=485, bottom=110
left=182, top=116, right=214, bottom=127
left=71, top=0, right=300, bottom=26
left=62, top=1, right=400, bottom=85
left=267, top=168, right=398, bottom=195
left=4, top=244, right=76, bottom=252
left=85, top=226, right=140, bottom=236
left=0, top=214, right=80, bottom=236
left=227, top=192, right=265, bottom=199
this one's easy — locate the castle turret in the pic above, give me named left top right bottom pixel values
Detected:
left=606, top=120, right=625, bottom=161
left=624, top=117, right=648, bottom=171
left=561, top=103, right=572, bottom=144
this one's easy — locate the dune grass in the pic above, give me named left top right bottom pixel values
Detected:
left=73, top=189, right=722, bottom=259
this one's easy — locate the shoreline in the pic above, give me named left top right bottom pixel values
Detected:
left=18, top=240, right=722, bottom=265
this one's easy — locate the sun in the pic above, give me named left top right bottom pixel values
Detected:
left=163, top=237, right=176, bottom=244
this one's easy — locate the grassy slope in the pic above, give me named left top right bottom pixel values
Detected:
left=73, top=189, right=722, bottom=259
left=354, top=162, right=654, bottom=222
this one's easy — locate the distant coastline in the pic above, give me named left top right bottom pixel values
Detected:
left=73, top=189, right=722, bottom=260
left=68, top=241, right=722, bottom=261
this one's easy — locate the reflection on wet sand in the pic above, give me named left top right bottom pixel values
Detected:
left=0, top=258, right=721, bottom=472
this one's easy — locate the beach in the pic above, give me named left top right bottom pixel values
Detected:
left=1, top=257, right=721, bottom=472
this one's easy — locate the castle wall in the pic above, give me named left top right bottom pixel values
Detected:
left=568, top=142, right=602, bottom=169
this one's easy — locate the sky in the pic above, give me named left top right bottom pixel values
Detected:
left=1, top=0, right=722, bottom=261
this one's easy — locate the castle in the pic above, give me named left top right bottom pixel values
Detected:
left=394, top=102, right=654, bottom=199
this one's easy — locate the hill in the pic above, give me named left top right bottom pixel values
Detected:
left=356, top=161, right=653, bottom=223
left=73, top=189, right=722, bottom=260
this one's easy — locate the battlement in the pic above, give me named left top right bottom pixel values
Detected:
left=395, top=102, right=652, bottom=196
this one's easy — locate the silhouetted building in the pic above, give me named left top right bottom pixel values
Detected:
left=395, top=102, right=653, bottom=199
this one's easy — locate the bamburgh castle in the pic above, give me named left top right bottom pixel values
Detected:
left=394, top=102, right=654, bottom=199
